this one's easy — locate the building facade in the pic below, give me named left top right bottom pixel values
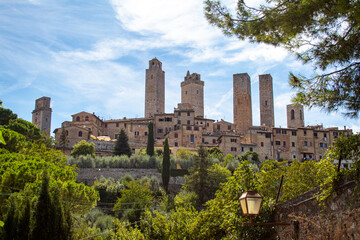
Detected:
left=53, top=58, right=354, bottom=162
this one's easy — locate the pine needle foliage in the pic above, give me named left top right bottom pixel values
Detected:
left=113, top=128, right=132, bottom=157
left=146, top=121, right=155, bottom=156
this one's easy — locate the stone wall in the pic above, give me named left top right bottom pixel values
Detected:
left=274, top=180, right=360, bottom=239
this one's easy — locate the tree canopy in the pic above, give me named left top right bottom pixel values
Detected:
left=71, top=139, right=95, bottom=158
left=0, top=107, right=98, bottom=239
left=204, top=0, right=360, bottom=117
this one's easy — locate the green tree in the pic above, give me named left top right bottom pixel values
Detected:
left=0, top=107, right=17, bottom=126
left=17, top=199, right=31, bottom=240
left=146, top=121, right=155, bottom=156
left=205, top=0, right=360, bottom=118
left=113, top=180, right=153, bottom=223
left=58, top=126, right=69, bottom=152
left=70, top=140, right=95, bottom=158
left=239, top=151, right=261, bottom=167
left=162, top=138, right=170, bottom=192
left=183, top=145, right=212, bottom=206
left=111, top=219, right=145, bottom=239
left=113, top=128, right=132, bottom=157
left=3, top=202, right=17, bottom=240
left=176, top=148, right=193, bottom=160
left=0, top=127, right=26, bottom=153
left=30, top=171, right=69, bottom=240
left=6, top=118, right=41, bottom=141
left=208, top=146, right=223, bottom=161
left=0, top=131, right=5, bottom=145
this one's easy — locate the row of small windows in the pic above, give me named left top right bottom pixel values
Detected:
left=290, top=109, right=303, bottom=120
left=76, top=116, right=89, bottom=122
left=177, top=112, right=191, bottom=116
left=275, top=129, right=288, bottom=134
left=158, top=117, right=172, bottom=122
left=216, top=125, right=232, bottom=130
left=231, top=147, right=253, bottom=152
left=269, top=141, right=296, bottom=147
left=184, top=90, right=200, bottom=95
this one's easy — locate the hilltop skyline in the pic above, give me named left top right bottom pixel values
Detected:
left=1, top=0, right=359, bottom=134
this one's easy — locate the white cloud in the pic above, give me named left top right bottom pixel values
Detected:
left=110, top=0, right=223, bottom=48
left=109, top=0, right=291, bottom=65
left=274, top=92, right=295, bottom=109
left=222, top=43, right=289, bottom=64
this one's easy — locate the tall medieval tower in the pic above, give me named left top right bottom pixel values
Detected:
left=233, top=73, right=252, bottom=135
left=32, top=96, right=52, bottom=136
left=287, top=104, right=304, bottom=128
left=145, top=58, right=165, bottom=118
left=259, top=74, right=274, bottom=127
left=181, top=71, right=204, bottom=117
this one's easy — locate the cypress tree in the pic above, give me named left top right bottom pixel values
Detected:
left=146, top=122, right=154, bottom=156
left=113, top=128, right=132, bottom=157
left=4, top=202, right=17, bottom=240
left=17, top=199, right=31, bottom=240
left=30, top=171, right=68, bottom=240
left=59, top=125, right=69, bottom=152
left=162, top=138, right=170, bottom=192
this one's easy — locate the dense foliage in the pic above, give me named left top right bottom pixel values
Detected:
left=205, top=0, right=360, bottom=118
left=113, top=180, right=154, bottom=223
left=71, top=139, right=95, bottom=158
left=0, top=105, right=98, bottom=239
left=67, top=154, right=160, bottom=169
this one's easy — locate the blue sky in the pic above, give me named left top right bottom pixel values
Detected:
left=1, top=0, right=359, bottom=135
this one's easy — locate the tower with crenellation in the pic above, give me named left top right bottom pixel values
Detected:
left=145, top=58, right=165, bottom=118
left=181, top=71, right=204, bottom=118
left=32, top=96, right=52, bottom=136
left=287, top=104, right=304, bottom=128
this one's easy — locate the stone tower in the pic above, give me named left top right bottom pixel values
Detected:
left=233, top=73, right=252, bottom=135
left=145, top=58, right=165, bottom=118
left=181, top=71, right=204, bottom=117
left=287, top=104, right=304, bottom=128
left=259, top=74, right=274, bottom=127
left=32, top=96, right=52, bottom=136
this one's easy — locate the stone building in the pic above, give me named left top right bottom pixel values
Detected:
left=233, top=73, right=252, bottom=136
left=145, top=58, right=165, bottom=118
left=181, top=71, right=204, bottom=118
left=287, top=104, right=304, bottom=128
left=53, top=58, right=354, bottom=162
left=259, top=74, right=274, bottom=127
left=32, top=96, right=52, bottom=136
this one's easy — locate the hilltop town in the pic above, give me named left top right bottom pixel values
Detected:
left=32, top=58, right=352, bottom=162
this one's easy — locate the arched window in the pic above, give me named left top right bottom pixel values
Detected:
left=78, top=131, right=82, bottom=137
left=76, top=116, right=80, bottom=122
left=300, top=110, right=303, bottom=120
left=66, top=130, right=68, bottom=136
left=85, top=116, right=89, bottom=121
left=291, top=109, right=295, bottom=120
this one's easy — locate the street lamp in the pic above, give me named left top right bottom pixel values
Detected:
left=239, top=190, right=263, bottom=224
left=239, top=190, right=290, bottom=226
